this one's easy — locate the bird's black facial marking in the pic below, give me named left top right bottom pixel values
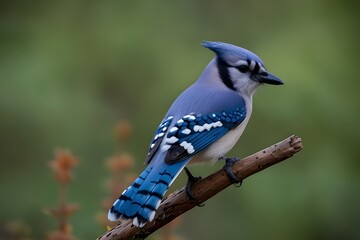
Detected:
left=236, top=60, right=264, bottom=75
left=216, top=57, right=236, bottom=91
left=253, top=62, right=260, bottom=73
left=236, top=65, right=249, bottom=73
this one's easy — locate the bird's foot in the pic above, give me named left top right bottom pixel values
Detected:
left=184, top=167, right=205, bottom=207
left=219, top=156, right=242, bottom=187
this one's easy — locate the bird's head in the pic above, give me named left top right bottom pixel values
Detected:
left=202, top=41, right=283, bottom=96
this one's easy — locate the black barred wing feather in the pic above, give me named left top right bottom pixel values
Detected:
left=145, top=116, right=173, bottom=163
left=163, top=106, right=247, bottom=163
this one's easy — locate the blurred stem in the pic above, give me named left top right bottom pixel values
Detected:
left=59, top=182, right=68, bottom=233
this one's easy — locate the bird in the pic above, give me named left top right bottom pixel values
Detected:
left=108, top=41, right=283, bottom=227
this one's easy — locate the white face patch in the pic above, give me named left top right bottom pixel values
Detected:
left=228, top=67, right=259, bottom=96
left=234, top=59, right=248, bottom=66
left=249, top=60, right=256, bottom=71
left=259, top=65, right=266, bottom=74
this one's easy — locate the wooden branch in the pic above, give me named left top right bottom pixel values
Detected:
left=97, top=135, right=303, bottom=240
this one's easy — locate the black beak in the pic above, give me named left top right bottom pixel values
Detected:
left=257, top=72, right=284, bottom=85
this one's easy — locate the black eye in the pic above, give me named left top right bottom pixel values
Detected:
left=237, top=65, right=249, bottom=73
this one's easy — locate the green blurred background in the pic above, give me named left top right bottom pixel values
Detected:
left=1, top=0, right=359, bottom=239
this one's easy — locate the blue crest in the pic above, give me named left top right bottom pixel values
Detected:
left=202, top=41, right=264, bottom=65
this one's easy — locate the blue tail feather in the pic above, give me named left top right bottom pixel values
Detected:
left=108, top=157, right=190, bottom=227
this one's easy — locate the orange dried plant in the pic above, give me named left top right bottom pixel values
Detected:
left=49, top=149, right=79, bottom=183
left=45, top=149, right=79, bottom=240
left=97, top=121, right=137, bottom=228
left=115, top=120, right=132, bottom=143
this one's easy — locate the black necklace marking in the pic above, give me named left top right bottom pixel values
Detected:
left=216, top=58, right=236, bottom=91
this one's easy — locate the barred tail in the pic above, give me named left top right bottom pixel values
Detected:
left=108, top=159, right=189, bottom=227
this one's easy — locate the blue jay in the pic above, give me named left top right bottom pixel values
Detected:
left=108, top=41, right=283, bottom=227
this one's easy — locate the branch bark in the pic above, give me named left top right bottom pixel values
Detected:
left=97, top=135, right=303, bottom=240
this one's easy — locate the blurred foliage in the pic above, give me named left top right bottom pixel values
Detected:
left=0, top=0, right=359, bottom=239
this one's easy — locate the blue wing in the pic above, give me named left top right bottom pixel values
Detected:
left=145, top=86, right=248, bottom=164
left=145, top=116, right=173, bottom=163
left=162, top=105, right=247, bottom=163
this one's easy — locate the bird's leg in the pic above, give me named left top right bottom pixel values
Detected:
left=219, top=156, right=242, bottom=187
left=184, top=167, right=205, bottom=206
